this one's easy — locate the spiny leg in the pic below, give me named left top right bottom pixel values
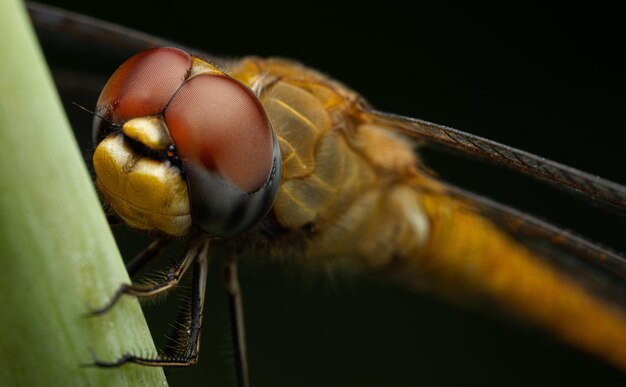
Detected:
left=93, top=241, right=210, bottom=367
left=224, top=254, right=250, bottom=387
left=89, top=241, right=199, bottom=316
left=126, top=238, right=172, bottom=277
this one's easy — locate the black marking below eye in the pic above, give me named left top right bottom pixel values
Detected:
left=185, top=133, right=282, bottom=237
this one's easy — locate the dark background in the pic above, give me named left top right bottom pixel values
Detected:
left=29, top=1, right=625, bottom=386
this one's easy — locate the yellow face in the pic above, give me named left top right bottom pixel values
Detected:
left=93, top=116, right=191, bottom=236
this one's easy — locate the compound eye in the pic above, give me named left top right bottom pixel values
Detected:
left=95, top=47, right=191, bottom=124
left=164, top=74, right=274, bottom=193
left=163, top=73, right=280, bottom=236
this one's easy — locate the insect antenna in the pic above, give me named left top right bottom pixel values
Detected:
left=70, top=101, right=118, bottom=127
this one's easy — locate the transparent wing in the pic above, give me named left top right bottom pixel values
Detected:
left=28, top=2, right=220, bottom=65
left=371, top=111, right=626, bottom=213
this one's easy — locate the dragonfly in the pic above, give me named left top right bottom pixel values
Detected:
left=28, top=3, right=619, bottom=387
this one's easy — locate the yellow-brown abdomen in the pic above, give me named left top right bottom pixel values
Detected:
left=392, top=191, right=626, bottom=370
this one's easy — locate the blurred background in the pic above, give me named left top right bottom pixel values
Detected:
left=30, top=1, right=625, bottom=386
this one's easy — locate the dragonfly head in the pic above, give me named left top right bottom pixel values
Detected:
left=92, top=47, right=281, bottom=237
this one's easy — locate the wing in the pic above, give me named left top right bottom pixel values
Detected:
left=371, top=111, right=626, bottom=213
left=28, top=2, right=221, bottom=65
left=366, top=109, right=626, bottom=306
left=359, top=105, right=626, bottom=308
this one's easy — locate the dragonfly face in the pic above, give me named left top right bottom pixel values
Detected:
left=30, top=2, right=626, bottom=386
left=93, top=47, right=281, bottom=237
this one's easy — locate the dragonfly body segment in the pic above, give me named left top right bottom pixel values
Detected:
left=229, top=56, right=626, bottom=370
left=230, top=58, right=432, bottom=270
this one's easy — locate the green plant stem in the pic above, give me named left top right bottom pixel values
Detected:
left=0, top=1, right=168, bottom=385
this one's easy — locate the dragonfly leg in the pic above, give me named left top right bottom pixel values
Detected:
left=125, top=238, right=173, bottom=276
left=224, top=254, right=250, bottom=387
left=92, top=242, right=210, bottom=367
left=88, top=241, right=199, bottom=316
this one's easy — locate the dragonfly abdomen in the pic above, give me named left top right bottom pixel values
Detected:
left=388, top=190, right=626, bottom=370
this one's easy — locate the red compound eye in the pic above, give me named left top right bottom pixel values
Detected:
left=96, top=47, right=191, bottom=123
left=165, top=74, right=274, bottom=193
left=163, top=73, right=281, bottom=236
